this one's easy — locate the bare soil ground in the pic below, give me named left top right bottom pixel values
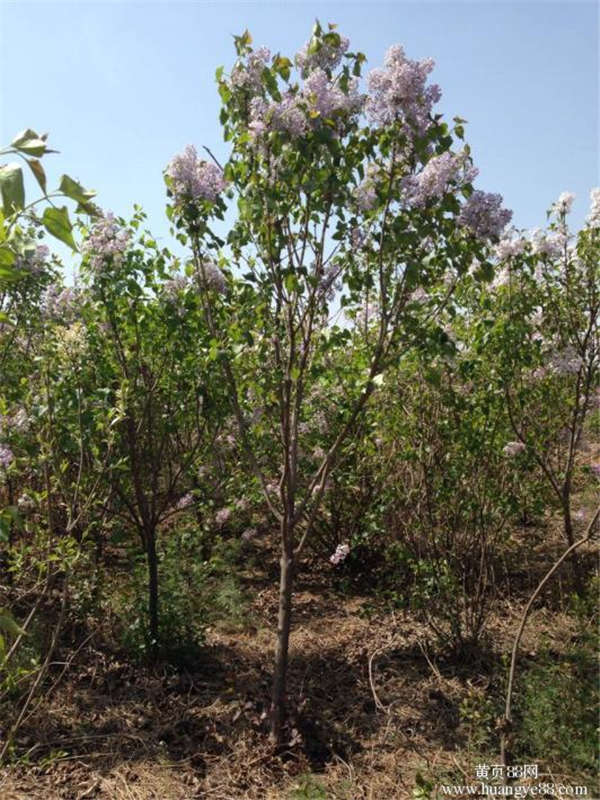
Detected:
left=0, top=520, right=597, bottom=800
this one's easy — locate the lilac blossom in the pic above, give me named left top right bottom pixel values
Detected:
left=16, top=245, right=49, bottom=277
left=215, top=507, right=231, bottom=526
left=241, top=527, right=257, bottom=542
left=295, top=34, right=349, bottom=74
left=492, top=266, right=511, bottom=288
left=268, top=93, right=308, bottom=137
left=82, top=213, right=130, bottom=273
left=530, top=228, right=565, bottom=258
left=301, top=69, right=363, bottom=119
left=408, top=151, right=478, bottom=207
left=586, top=188, right=600, bottom=228
left=318, top=262, right=342, bottom=301
left=176, top=493, right=194, bottom=511
left=458, top=191, right=513, bottom=240
left=43, top=285, right=78, bottom=322
left=163, top=274, right=190, bottom=302
left=0, top=408, right=28, bottom=435
left=552, top=191, right=575, bottom=216
left=548, top=346, right=584, bottom=375
left=494, top=232, right=527, bottom=260
left=350, top=227, right=366, bottom=249
left=0, top=444, right=13, bottom=468
left=230, top=47, right=271, bottom=92
left=503, top=441, right=526, bottom=457
left=330, top=542, right=350, bottom=565
left=166, top=145, right=227, bottom=204
left=197, top=259, right=227, bottom=294
left=365, top=44, right=441, bottom=135
left=355, top=164, right=382, bottom=211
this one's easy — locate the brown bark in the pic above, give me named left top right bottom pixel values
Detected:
left=270, top=534, right=295, bottom=746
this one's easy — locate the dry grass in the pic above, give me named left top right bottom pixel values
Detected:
left=0, top=513, right=596, bottom=800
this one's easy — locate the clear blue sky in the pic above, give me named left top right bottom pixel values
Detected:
left=1, top=0, right=598, bottom=273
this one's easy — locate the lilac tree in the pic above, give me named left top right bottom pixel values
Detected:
left=166, top=23, right=512, bottom=744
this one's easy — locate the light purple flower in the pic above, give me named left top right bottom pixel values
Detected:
left=43, top=285, right=78, bottom=322
left=166, top=145, right=227, bottom=205
left=197, top=259, right=227, bottom=294
left=330, top=542, right=350, bottom=565
left=548, top=346, right=583, bottom=375
left=82, top=212, right=130, bottom=273
left=495, top=232, right=527, bottom=261
left=241, top=527, right=257, bottom=542
left=301, top=68, right=363, bottom=119
left=0, top=444, right=14, bottom=469
left=458, top=191, right=513, bottom=240
left=230, top=47, right=271, bottom=92
left=176, top=493, right=194, bottom=511
left=586, top=188, right=600, bottom=228
left=215, top=507, right=231, bottom=526
left=407, top=151, right=478, bottom=207
left=365, top=44, right=441, bottom=136
left=530, top=228, right=565, bottom=258
left=590, top=463, right=600, bottom=480
left=295, top=34, right=349, bottom=74
left=553, top=191, right=575, bottom=216
left=16, top=245, right=49, bottom=277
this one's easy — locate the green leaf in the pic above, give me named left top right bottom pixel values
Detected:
left=0, top=246, right=16, bottom=268
left=0, top=609, right=26, bottom=638
left=0, top=163, right=25, bottom=213
left=27, top=158, right=47, bottom=194
left=59, top=174, right=96, bottom=205
left=42, top=206, right=77, bottom=251
left=11, top=128, right=52, bottom=157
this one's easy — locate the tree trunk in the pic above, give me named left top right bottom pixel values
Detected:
left=146, top=527, right=160, bottom=660
left=270, top=535, right=295, bottom=746
left=562, top=499, right=585, bottom=597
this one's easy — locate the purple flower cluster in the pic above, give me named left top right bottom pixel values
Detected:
left=0, top=443, right=13, bottom=469
left=530, top=228, right=565, bottom=258
left=552, top=191, right=575, bottom=216
left=230, top=46, right=271, bottom=92
left=318, top=262, right=342, bottom=301
left=494, top=233, right=527, bottom=261
left=355, top=164, right=382, bottom=211
left=301, top=69, right=363, bottom=119
left=215, top=507, right=231, bottom=526
left=16, top=245, right=49, bottom=277
left=458, top=191, right=513, bottom=240
left=166, top=145, right=227, bottom=205
left=0, top=408, right=28, bottom=436
left=249, top=94, right=308, bottom=140
left=548, top=346, right=584, bottom=375
left=365, top=44, right=441, bottom=134
left=163, top=274, right=189, bottom=300
left=198, top=259, right=227, bottom=294
left=330, top=542, right=350, bottom=565
left=43, top=285, right=78, bottom=322
left=175, top=493, right=194, bottom=510
left=82, top=213, right=130, bottom=273
left=295, top=34, right=349, bottom=74
left=587, top=188, right=600, bottom=228
left=404, top=151, right=478, bottom=207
